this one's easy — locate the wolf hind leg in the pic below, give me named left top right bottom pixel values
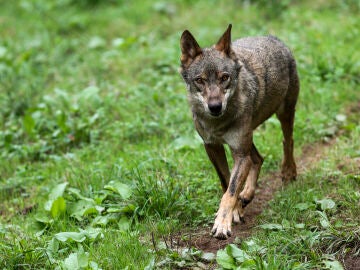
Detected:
left=276, top=72, right=299, bottom=182
left=239, top=143, right=263, bottom=212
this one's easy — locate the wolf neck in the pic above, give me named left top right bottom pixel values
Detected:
left=192, top=98, right=241, bottom=145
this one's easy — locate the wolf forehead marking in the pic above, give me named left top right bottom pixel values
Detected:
left=188, top=52, right=236, bottom=73
left=190, top=61, right=230, bottom=74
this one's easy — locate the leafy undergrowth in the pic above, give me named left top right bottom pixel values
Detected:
left=1, top=0, right=360, bottom=269
left=0, top=172, right=193, bottom=268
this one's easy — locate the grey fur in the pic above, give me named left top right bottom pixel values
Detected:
left=180, top=24, right=299, bottom=239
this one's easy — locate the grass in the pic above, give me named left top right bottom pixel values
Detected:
left=0, top=0, right=359, bottom=269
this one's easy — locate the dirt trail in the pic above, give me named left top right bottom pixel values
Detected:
left=178, top=138, right=336, bottom=253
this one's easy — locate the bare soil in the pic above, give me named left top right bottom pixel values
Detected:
left=343, top=255, right=360, bottom=270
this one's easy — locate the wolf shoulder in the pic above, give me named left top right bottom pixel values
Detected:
left=231, top=35, right=293, bottom=58
left=232, top=35, right=297, bottom=93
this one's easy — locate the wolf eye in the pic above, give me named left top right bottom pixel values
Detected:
left=195, top=77, right=204, bottom=84
left=221, top=74, right=230, bottom=82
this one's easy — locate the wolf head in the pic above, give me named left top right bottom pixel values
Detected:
left=180, top=24, right=241, bottom=118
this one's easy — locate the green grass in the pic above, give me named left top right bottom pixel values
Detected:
left=0, top=0, right=359, bottom=269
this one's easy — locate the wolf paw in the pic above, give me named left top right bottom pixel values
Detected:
left=215, top=202, right=245, bottom=224
left=239, top=191, right=254, bottom=208
left=232, top=201, right=245, bottom=224
left=241, top=198, right=252, bottom=208
left=239, top=184, right=255, bottom=208
left=281, top=164, right=297, bottom=183
left=211, top=213, right=232, bottom=239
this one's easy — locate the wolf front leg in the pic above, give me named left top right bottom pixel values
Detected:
left=211, top=153, right=252, bottom=239
left=204, top=144, right=245, bottom=223
left=204, top=144, right=230, bottom=192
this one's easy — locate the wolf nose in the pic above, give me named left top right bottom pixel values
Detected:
left=208, top=102, right=222, bottom=116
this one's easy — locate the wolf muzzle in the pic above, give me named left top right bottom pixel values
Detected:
left=208, top=101, right=222, bottom=116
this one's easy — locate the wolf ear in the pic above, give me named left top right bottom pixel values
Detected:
left=215, top=24, right=232, bottom=55
left=180, top=30, right=202, bottom=68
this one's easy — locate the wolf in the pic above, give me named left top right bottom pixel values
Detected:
left=179, top=24, right=299, bottom=239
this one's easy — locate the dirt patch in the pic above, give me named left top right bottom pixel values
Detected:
left=343, top=255, right=360, bottom=270
left=176, top=139, right=336, bottom=253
